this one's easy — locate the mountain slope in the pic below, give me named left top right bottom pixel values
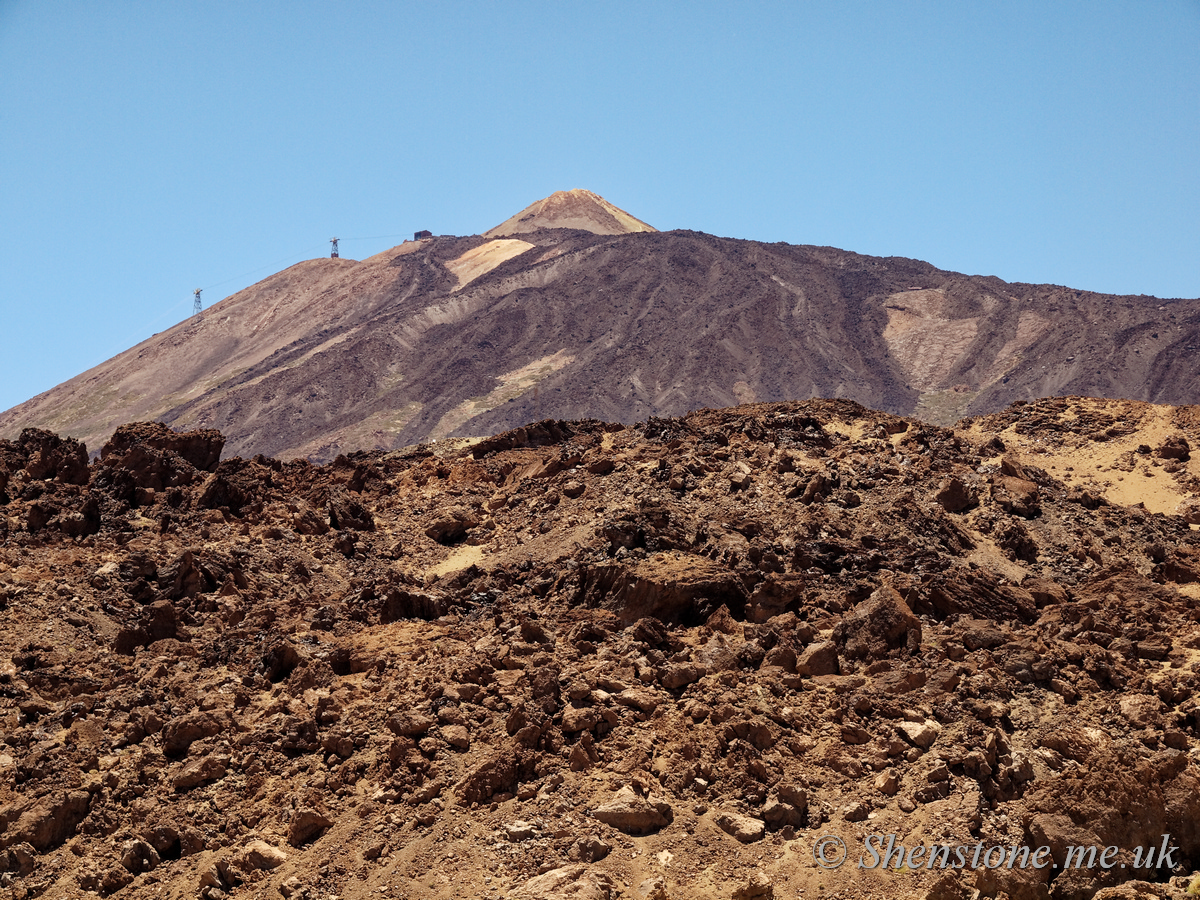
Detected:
left=2, top=192, right=1199, bottom=462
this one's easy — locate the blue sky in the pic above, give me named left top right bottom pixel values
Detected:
left=1, top=1, right=1197, bottom=414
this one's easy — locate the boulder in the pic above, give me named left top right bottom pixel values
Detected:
left=442, top=724, right=470, bottom=749
left=119, top=839, right=160, bottom=874
left=172, top=753, right=228, bottom=791
left=795, top=641, right=839, bottom=676
left=733, top=872, right=774, bottom=900
left=1119, top=695, right=1164, bottom=729
left=456, top=752, right=519, bottom=805
left=1155, top=435, right=1190, bottom=461
left=834, top=585, right=921, bottom=660
left=162, top=711, right=228, bottom=756
left=328, top=487, right=375, bottom=531
left=591, top=785, right=673, bottom=835
left=1022, top=577, right=1068, bottom=607
left=561, top=705, right=602, bottom=733
left=658, top=662, right=701, bottom=690
left=424, top=506, right=478, bottom=543
left=101, top=421, right=224, bottom=473
left=2, top=843, right=36, bottom=877
left=5, top=791, right=91, bottom=851
left=515, top=865, right=614, bottom=900
left=567, top=834, right=612, bottom=863
left=576, top=553, right=748, bottom=625
left=387, top=711, right=435, bottom=737
left=715, top=811, right=766, bottom=843
left=287, top=808, right=332, bottom=846
left=992, top=475, right=1040, bottom=517
left=18, top=428, right=89, bottom=484
left=239, top=839, right=287, bottom=870
left=934, top=477, right=976, bottom=512
left=1176, top=497, right=1200, bottom=525
left=898, top=719, right=940, bottom=750
left=505, top=820, right=539, bottom=842
left=634, top=876, right=670, bottom=900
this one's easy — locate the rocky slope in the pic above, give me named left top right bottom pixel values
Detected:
left=1, top=397, right=1200, bottom=900
left=3, top=193, right=1199, bottom=463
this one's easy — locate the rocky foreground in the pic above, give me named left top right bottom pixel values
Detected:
left=1, top=398, right=1199, bottom=900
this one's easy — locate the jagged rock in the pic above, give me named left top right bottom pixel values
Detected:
left=898, top=719, right=940, bottom=749
left=567, top=834, right=611, bottom=862
left=162, top=711, right=228, bottom=756
left=1119, top=694, right=1164, bottom=728
left=960, top=620, right=1006, bottom=651
left=591, top=785, right=673, bottom=835
left=658, top=662, right=701, bottom=690
left=387, top=711, right=436, bottom=736
left=101, top=421, right=224, bottom=473
left=290, top=498, right=331, bottom=535
left=287, top=808, right=332, bottom=847
left=18, top=428, right=89, bottom=484
left=715, top=811, right=766, bottom=843
left=1, top=843, right=36, bottom=877
left=934, top=477, right=976, bottom=512
left=328, top=487, right=375, bottom=531
left=456, top=752, right=519, bottom=805
left=992, top=474, right=1040, bottom=517
left=1177, top=497, right=1200, bottom=524
left=577, top=552, right=748, bottom=624
left=732, top=872, right=773, bottom=900
left=4, top=398, right=1200, bottom=899
left=173, top=753, right=229, bottom=791
left=120, top=838, right=160, bottom=874
left=634, top=876, right=670, bottom=900
left=4, top=790, right=91, bottom=851
left=442, top=724, right=470, bottom=749
left=1155, top=435, right=1190, bottom=461
left=1022, top=576, right=1067, bottom=606
left=515, top=865, right=614, bottom=900
left=834, top=585, right=921, bottom=660
left=424, top=505, right=478, bottom=543
left=762, top=785, right=806, bottom=829
left=505, top=820, right=539, bottom=842
left=240, top=839, right=287, bottom=870
left=796, top=641, right=839, bottom=676
left=561, top=705, right=601, bottom=733
left=920, top=569, right=1037, bottom=622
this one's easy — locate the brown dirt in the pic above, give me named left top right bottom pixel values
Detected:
left=2, top=401, right=1200, bottom=899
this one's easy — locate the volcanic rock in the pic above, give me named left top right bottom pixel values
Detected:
left=834, top=585, right=921, bottom=660
left=0, top=399, right=1197, bottom=898
left=591, top=785, right=673, bottom=835
left=715, top=811, right=766, bottom=844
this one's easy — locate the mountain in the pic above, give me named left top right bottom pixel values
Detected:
left=2, top=191, right=1199, bottom=461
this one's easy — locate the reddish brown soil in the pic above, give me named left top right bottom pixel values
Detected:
left=2, top=399, right=1200, bottom=899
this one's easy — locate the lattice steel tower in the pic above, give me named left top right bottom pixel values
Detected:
left=330, top=237, right=339, bottom=258
left=193, top=288, right=202, bottom=316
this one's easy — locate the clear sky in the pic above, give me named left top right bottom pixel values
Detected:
left=1, top=1, right=1197, bottom=414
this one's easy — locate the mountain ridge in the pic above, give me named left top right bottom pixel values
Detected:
left=2, top=192, right=1199, bottom=462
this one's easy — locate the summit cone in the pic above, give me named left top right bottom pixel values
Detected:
left=484, top=188, right=656, bottom=237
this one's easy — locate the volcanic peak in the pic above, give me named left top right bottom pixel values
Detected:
left=484, top=188, right=656, bottom=237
